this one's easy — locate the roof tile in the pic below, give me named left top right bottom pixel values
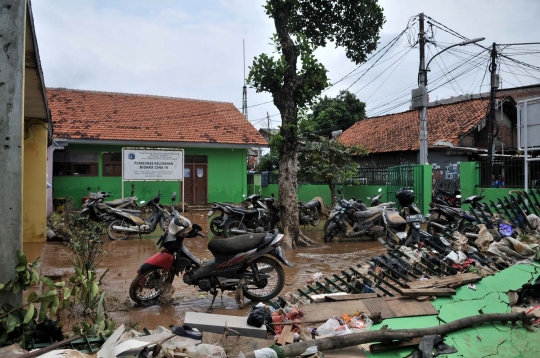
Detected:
left=339, top=98, right=489, bottom=153
left=47, top=88, right=268, bottom=146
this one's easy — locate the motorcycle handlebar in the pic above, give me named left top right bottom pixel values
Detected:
left=197, top=232, right=206, bottom=238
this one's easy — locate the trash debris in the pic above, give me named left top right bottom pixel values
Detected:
left=247, top=305, right=272, bottom=328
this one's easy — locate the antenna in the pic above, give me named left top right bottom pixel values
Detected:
left=242, top=39, right=248, bottom=119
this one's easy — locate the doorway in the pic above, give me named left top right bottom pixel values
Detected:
left=182, top=156, right=208, bottom=205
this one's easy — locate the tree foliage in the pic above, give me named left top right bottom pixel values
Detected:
left=248, top=0, right=385, bottom=247
left=299, top=137, right=367, bottom=206
left=300, top=90, right=366, bottom=139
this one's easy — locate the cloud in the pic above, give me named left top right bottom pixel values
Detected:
left=32, top=0, right=540, bottom=128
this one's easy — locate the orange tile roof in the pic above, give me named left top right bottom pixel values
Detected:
left=47, top=88, right=268, bottom=146
left=339, top=98, right=489, bottom=153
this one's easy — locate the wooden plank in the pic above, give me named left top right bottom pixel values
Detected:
left=310, top=292, right=348, bottom=303
left=385, top=297, right=438, bottom=317
left=325, top=293, right=378, bottom=302
left=369, top=337, right=423, bottom=353
left=406, top=273, right=481, bottom=289
left=361, top=298, right=396, bottom=319
left=400, top=288, right=456, bottom=297
left=202, top=332, right=274, bottom=356
left=276, top=325, right=293, bottom=346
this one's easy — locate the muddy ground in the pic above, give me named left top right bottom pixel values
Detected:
left=24, top=211, right=387, bottom=330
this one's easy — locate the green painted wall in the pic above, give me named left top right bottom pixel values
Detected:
left=52, top=144, right=247, bottom=208
left=460, top=161, right=518, bottom=212
left=261, top=184, right=383, bottom=209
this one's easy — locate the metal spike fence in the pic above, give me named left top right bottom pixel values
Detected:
left=296, top=189, right=540, bottom=301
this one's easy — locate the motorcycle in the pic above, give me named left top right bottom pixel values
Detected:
left=207, top=194, right=263, bottom=236
left=380, top=205, right=429, bottom=248
left=107, top=191, right=170, bottom=240
left=222, top=195, right=280, bottom=238
left=129, top=196, right=292, bottom=307
left=433, top=188, right=462, bottom=207
left=88, top=185, right=139, bottom=210
left=298, top=198, right=322, bottom=227
left=80, top=190, right=142, bottom=222
left=323, top=189, right=391, bottom=242
left=367, top=188, right=384, bottom=207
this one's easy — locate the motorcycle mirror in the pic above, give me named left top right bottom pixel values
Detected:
left=171, top=192, right=177, bottom=202
left=139, top=200, right=146, bottom=205
left=481, top=187, right=486, bottom=193
left=87, top=186, right=91, bottom=191
left=456, top=195, right=462, bottom=199
left=337, top=189, right=343, bottom=195
left=271, top=193, right=275, bottom=197
left=367, top=197, right=371, bottom=200
left=378, top=188, right=382, bottom=193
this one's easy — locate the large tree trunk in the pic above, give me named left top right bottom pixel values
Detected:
left=272, top=0, right=301, bottom=248
left=329, top=182, right=336, bottom=208
left=278, top=146, right=299, bottom=249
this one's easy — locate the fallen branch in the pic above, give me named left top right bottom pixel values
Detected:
left=243, top=312, right=534, bottom=358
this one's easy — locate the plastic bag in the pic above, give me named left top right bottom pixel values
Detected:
left=247, top=306, right=272, bottom=328
left=349, top=315, right=373, bottom=332
left=316, top=317, right=351, bottom=337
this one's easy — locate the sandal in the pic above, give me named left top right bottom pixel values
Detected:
left=172, top=324, right=202, bottom=340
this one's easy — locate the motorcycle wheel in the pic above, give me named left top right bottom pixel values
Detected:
left=129, top=268, right=174, bottom=304
left=209, top=217, right=224, bottom=236
left=108, top=220, right=130, bottom=240
left=241, top=257, right=285, bottom=301
left=310, top=207, right=321, bottom=227
left=223, top=219, right=247, bottom=238
left=426, top=218, right=449, bottom=236
left=323, top=220, right=340, bottom=242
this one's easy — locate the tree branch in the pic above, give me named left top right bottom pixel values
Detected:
left=244, top=312, right=535, bottom=358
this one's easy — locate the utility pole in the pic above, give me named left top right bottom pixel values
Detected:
left=242, top=39, right=248, bottom=119
left=486, top=43, right=498, bottom=185
left=418, top=13, right=428, bottom=165
left=267, top=112, right=271, bottom=131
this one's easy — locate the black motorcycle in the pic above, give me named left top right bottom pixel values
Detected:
left=207, top=194, right=263, bottom=236
left=129, top=198, right=292, bottom=307
left=298, top=198, right=322, bottom=227
left=222, top=195, right=280, bottom=238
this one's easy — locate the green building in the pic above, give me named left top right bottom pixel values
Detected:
left=47, top=88, right=267, bottom=208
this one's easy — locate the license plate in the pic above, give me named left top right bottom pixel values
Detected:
left=207, top=210, right=214, bottom=217
left=406, top=214, right=424, bottom=223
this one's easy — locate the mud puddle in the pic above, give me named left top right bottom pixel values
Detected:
left=35, top=211, right=387, bottom=330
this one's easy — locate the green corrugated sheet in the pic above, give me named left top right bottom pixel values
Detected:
left=367, top=264, right=540, bottom=358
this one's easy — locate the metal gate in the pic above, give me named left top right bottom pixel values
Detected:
left=386, top=165, right=427, bottom=213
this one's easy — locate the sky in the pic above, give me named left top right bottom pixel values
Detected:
left=32, top=0, right=540, bottom=130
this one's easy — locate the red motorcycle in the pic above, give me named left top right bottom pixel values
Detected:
left=130, top=196, right=292, bottom=307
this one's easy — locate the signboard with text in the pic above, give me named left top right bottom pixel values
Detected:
left=122, top=148, right=184, bottom=181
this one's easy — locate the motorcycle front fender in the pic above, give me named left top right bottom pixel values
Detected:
left=271, top=246, right=293, bottom=268
left=139, top=250, right=174, bottom=273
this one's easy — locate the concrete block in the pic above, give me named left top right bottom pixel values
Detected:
left=184, top=312, right=267, bottom=339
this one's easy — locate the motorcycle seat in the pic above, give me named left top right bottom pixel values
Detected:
left=122, top=209, right=141, bottom=216
left=228, top=207, right=259, bottom=215
left=104, top=198, right=132, bottom=207
left=385, top=210, right=407, bottom=225
left=355, top=208, right=382, bottom=218
left=208, top=232, right=269, bottom=256
left=305, top=200, right=320, bottom=208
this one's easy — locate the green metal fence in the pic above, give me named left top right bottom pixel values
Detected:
left=386, top=164, right=428, bottom=214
